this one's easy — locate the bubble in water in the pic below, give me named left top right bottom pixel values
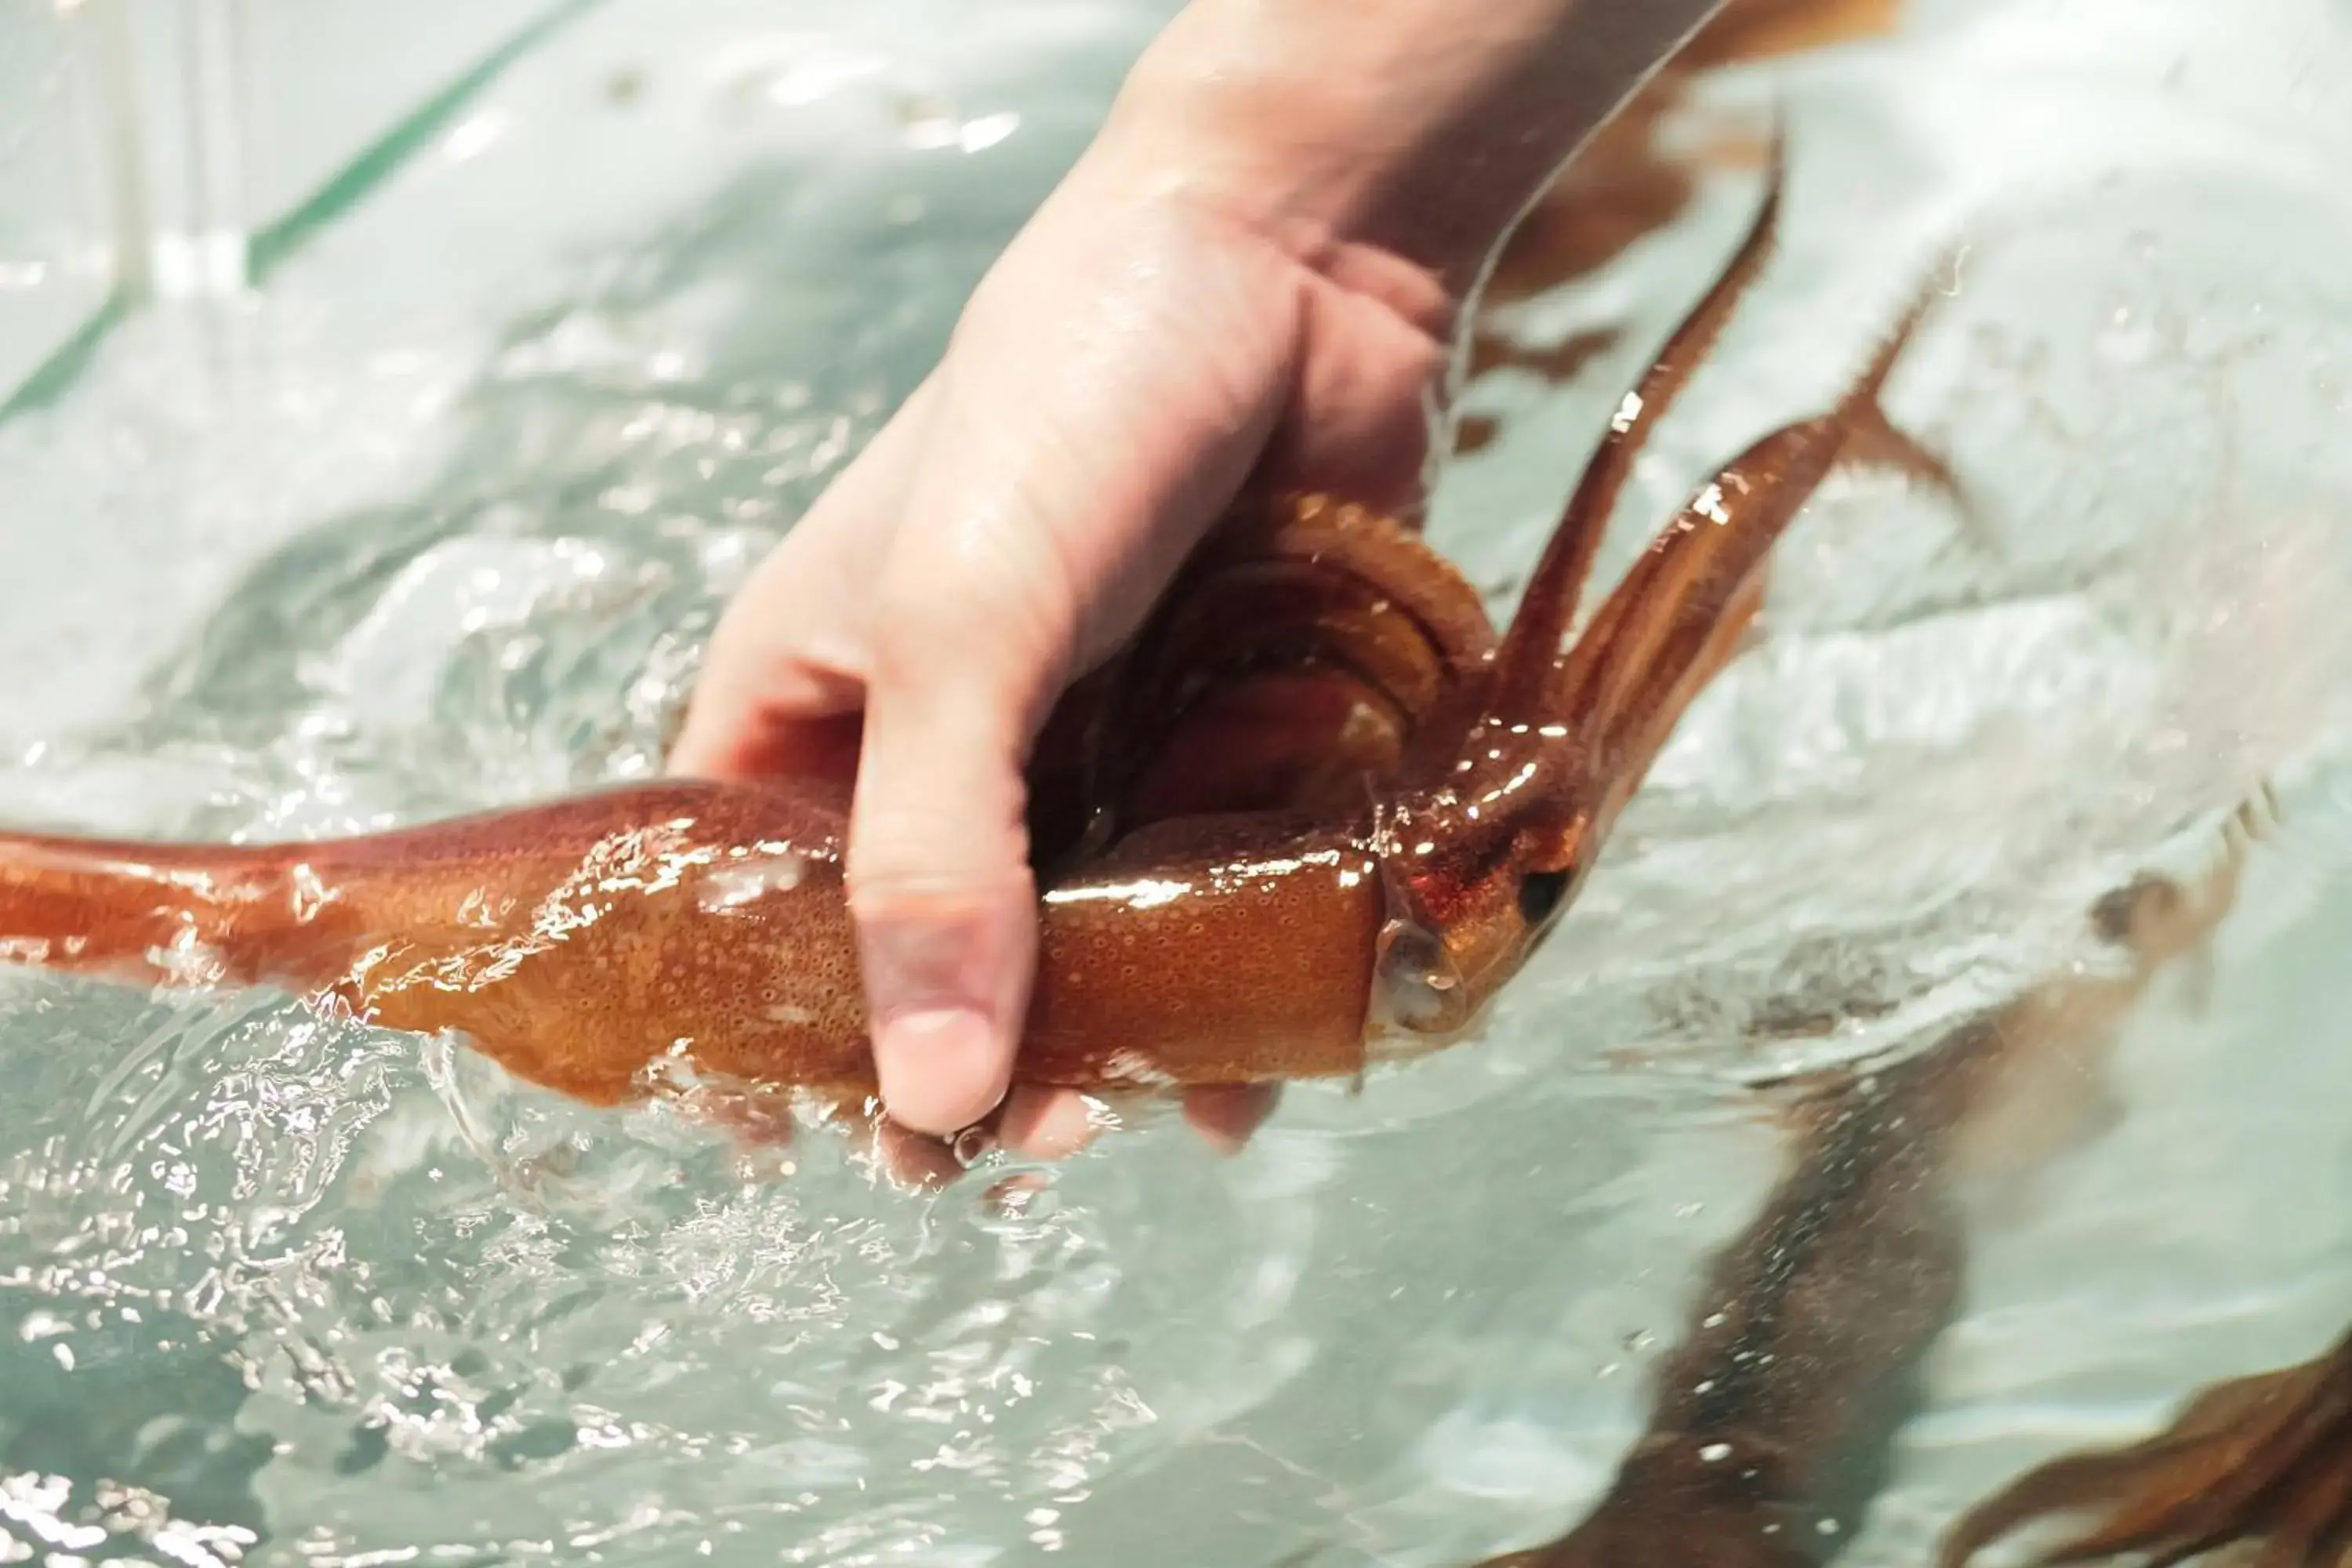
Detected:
left=2096, top=303, right=2160, bottom=365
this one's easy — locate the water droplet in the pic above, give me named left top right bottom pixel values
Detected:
left=2097, top=305, right=2158, bottom=366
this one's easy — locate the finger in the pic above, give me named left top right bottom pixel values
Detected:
left=667, top=379, right=941, bottom=780
left=844, top=478, right=1081, bottom=1136
left=850, top=862, right=1037, bottom=1139
left=1261, top=260, right=1453, bottom=516
left=981, top=1171, right=1054, bottom=1215
left=840, top=209, right=1305, bottom=1138
left=867, top=1115, right=968, bottom=1192
left=996, top=1085, right=1106, bottom=1161
left=1181, top=1083, right=1280, bottom=1155
left=693, top=1087, right=798, bottom=1150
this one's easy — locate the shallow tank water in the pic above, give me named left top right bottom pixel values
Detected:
left=0, top=1, right=2347, bottom=1563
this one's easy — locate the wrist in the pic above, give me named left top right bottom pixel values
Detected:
left=1091, top=0, right=1728, bottom=299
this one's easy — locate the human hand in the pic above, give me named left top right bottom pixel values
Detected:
left=669, top=143, right=1452, bottom=1171
left=669, top=0, right=1727, bottom=1174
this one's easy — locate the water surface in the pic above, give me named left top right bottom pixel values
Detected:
left=0, top=1, right=2349, bottom=1563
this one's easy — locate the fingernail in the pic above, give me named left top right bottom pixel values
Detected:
left=1183, top=1083, right=1280, bottom=1156
left=855, top=893, right=1028, bottom=1136
left=997, top=1086, right=1106, bottom=1162
left=873, top=1007, right=1007, bottom=1135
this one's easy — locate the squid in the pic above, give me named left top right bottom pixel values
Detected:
left=1472, top=796, right=2271, bottom=1566
left=0, top=158, right=1947, bottom=1123
left=1928, top=803, right=2351, bottom=1568
left=1461, top=0, right=1900, bottom=448
left=1941, top=1327, right=2352, bottom=1566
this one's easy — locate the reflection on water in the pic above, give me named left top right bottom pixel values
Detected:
left=0, top=0, right=2348, bottom=1563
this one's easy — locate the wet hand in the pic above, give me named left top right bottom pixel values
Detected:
left=669, top=0, right=1718, bottom=1177
left=668, top=149, right=1450, bottom=1171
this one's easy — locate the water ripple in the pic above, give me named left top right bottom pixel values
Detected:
left=0, top=0, right=2350, bottom=1563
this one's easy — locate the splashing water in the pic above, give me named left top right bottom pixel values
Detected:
left=0, top=1, right=2350, bottom=1564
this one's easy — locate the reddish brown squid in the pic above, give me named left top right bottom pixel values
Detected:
left=0, top=161, right=1942, bottom=1133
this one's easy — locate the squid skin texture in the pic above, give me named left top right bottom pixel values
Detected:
left=0, top=782, right=1386, bottom=1106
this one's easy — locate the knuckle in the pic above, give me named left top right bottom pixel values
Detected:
left=867, top=550, right=1076, bottom=719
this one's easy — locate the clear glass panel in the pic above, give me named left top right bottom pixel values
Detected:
left=0, top=0, right=576, bottom=403
left=0, top=1, right=112, bottom=402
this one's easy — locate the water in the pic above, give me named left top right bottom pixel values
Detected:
left=0, top=0, right=2349, bottom=1563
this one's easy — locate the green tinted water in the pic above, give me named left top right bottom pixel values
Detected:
left=0, top=1, right=2348, bottom=1563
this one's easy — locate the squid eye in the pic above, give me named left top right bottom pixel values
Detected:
left=1517, top=867, right=1572, bottom=926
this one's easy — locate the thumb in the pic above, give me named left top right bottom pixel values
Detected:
left=846, top=541, right=1073, bottom=1138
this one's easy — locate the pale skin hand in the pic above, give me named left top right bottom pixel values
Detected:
left=668, top=0, right=1728, bottom=1169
